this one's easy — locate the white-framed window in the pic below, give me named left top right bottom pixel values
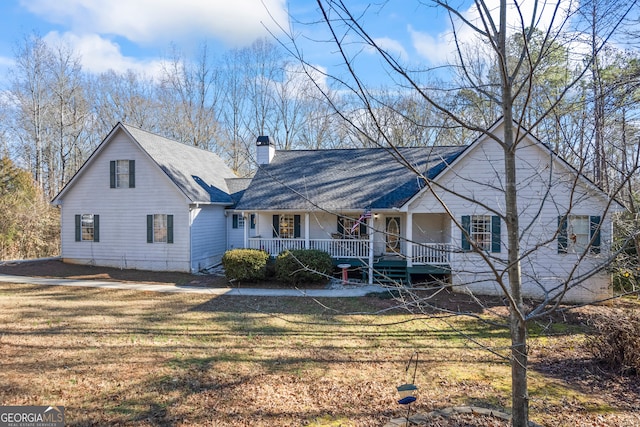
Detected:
left=110, top=160, right=135, bottom=188
left=461, top=215, right=500, bottom=253
left=232, top=214, right=245, bottom=229
left=279, top=214, right=295, bottom=238
left=339, top=217, right=365, bottom=238
left=75, top=214, right=99, bottom=242
left=116, top=160, right=130, bottom=188
left=154, top=214, right=168, bottom=242
left=82, top=214, right=95, bottom=241
left=559, top=214, right=600, bottom=254
left=147, top=214, right=173, bottom=243
left=272, top=214, right=300, bottom=238
left=568, top=215, right=590, bottom=253
left=471, top=215, right=492, bottom=251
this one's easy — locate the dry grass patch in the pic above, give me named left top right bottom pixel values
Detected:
left=0, top=283, right=638, bottom=426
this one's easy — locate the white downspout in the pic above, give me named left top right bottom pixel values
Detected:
left=243, top=212, right=248, bottom=249
left=406, top=213, right=413, bottom=268
left=368, top=216, right=374, bottom=285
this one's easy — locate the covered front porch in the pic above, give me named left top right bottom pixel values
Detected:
left=243, top=211, right=454, bottom=284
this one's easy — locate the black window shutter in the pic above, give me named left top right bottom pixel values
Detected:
left=147, top=215, right=153, bottom=243
left=250, top=214, right=256, bottom=229
left=93, top=215, right=100, bottom=242
left=129, top=160, right=135, bottom=188
left=461, top=215, right=470, bottom=251
left=337, top=217, right=344, bottom=234
left=75, top=215, right=81, bottom=241
left=558, top=216, right=568, bottom=254
left=294, top=215, right=301, bottom=238
left=491, top=216, right=501, bottom=253
left=272, top=215, right=279, bottom=237
left=110, top=161, right=116, bottom=188
left=590, top=216, right=601, bottom=254
left=232, top=214, right=238, bottom=229
left=167, top=215, right=174, bottom=244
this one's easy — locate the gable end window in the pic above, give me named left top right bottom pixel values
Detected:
left=110, top=160, right=135, bottom=188
left=75, top=214, right=99, bottom=242
left=147, top=214, right=173, bottom=243
left=558, top=215, right=601, bottom=254
left=461, top=215, right=500, bottom=253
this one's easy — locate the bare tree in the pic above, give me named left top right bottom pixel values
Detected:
left=46, top=43, right=90, bottom=195
left=9, top=33, right=52, bottom=193
left=280, top=1, right=639, bottom=426
left=158, top=42, right=222, bottom=152
left=90, top=69, right=159, bottom=137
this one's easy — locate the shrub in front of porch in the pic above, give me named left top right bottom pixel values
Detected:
left=275, top=249, right=333, bottom=286
left=222, top=249, right=270, bottom=282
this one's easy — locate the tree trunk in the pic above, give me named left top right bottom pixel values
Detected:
left=498, top=1, right=529, bottom=422
left=503, top=117, right=529, bottom=427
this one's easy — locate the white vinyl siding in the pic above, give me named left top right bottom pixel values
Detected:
left=408, top=120, right=614, bottom=303
left=191, top=205, right=228, bottom=271
left=60, top=130, right=190, bottom=272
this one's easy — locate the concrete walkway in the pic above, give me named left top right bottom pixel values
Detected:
left=0, top=273, right=387, bottom=297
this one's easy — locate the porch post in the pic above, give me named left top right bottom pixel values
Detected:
left=406, top=213, right=413, bottom=267
left=304, top=213, right=310, bottom=249
left=243, top=212, right=248, bottom=249
left=368, top=217, right=374, bottom=285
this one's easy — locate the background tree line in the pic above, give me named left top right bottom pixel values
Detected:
left=0, top=19, right=639, bottom=262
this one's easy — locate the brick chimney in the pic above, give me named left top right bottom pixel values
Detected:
left=256, top=136, right=275, bottom=165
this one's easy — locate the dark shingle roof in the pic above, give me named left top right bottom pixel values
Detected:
left=235, top=146, right=466, bottom=211
left=225, top=178, right=252, bottom=205
left=123, top=124, right=238, bottom=204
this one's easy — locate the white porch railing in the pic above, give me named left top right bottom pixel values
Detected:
left=248, top=238, right=451, bottom=265
left=248, top=237, right=369, bottom=258
left=410, top=243, right=451, bottom=265
left=310, top=239, right=369, bottom=259
left=248, top=238, right=306, bottom=255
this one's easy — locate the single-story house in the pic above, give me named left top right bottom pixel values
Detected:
left=53, top=119, right=624, bottom=303
left=231, top=120, right=623, bottom=303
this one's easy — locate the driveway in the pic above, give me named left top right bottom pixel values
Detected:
left=0, top=273, right=387, bottom=297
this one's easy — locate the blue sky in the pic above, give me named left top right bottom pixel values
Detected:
left=0, top=0, right=595, bottom=87
left=0, top=1, right=477, bottom=83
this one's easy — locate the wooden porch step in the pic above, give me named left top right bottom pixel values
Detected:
left=372, top=264, right=408, bottom=285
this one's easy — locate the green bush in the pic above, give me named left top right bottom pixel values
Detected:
left=222, top=249, right=270, bottom=282
left=275, top=249, right=333, bottom=286
left=586, top=310, right=640, bottom=376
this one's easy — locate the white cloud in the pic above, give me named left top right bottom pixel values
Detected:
left=409, top=0, right=572, bottom=64
left=43, top=31, right=165, bottom=77
left=372, top=37, right=409, bottom=62
left=408, top=25, right=452, bottom=65
left=21, top=0, right=289, bottom=48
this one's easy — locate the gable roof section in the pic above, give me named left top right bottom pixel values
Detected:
left=235, top=146, right=466, bottom=211
left=427, top=117, right=625, bottom=210
left=53, top=123, right=238, bottom=205
left=123, top=124, right=237, bottom=204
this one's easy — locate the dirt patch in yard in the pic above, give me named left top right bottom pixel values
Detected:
left=0, top=258, right=315, bottom=288
left=0, top=258, right=228, bottom=286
